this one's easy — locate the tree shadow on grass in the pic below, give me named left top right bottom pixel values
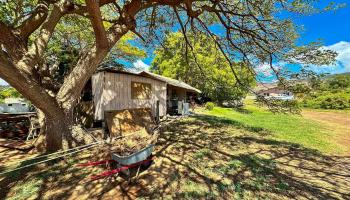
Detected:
left=0, top=151, right=74, bottom=200
left=0, top=148, right=41, bottom=199
left=192, top=114, right=271, bottom=136
left=233, top=107, right=253, bottom=114
left=146, top=114, right=350, bottom=199
left=1, top=113, right=349, bottom=199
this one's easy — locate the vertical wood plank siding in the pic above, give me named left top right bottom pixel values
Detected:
left=92, top=72, right=167, bottom=120
left=92, top=72, right=104, bottom=120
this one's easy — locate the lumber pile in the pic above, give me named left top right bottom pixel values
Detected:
left=98, top=108, right=158, bottom=158
left=105, top=108, right=155, bottom=137
left=95, top=128, right=158, bottom=159
left=111, top=128, right=157, bottom=156
left=0, top=115, right=31, bottom=140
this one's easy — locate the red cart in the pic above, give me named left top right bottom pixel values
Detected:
left=79, top=144, right=155, bottom=181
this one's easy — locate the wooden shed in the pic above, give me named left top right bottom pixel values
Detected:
left=79, top=69, right=201, bottom=126
left=139, top=71, right=201, bottom=115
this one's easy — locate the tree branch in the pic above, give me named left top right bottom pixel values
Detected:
left=18, top=3, right=65, bottom=75
left=0, top=50, right=61, bottom=117
left=86, top=0, right=109, bottom=49
left=16, top=1, right=50, bottom=41
left=0, top=22, right=26, bottom=60
left=57, top=22, right=130, bottom=109
left=69, top=0, right=116, bottom=15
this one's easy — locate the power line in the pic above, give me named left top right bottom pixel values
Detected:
left=0, top=132, right=151, bottom=175
left=5, top=141, right=103, bottom=167
left=0, top=142, right=102, bottom=176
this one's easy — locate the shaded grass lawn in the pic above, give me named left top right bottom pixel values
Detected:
left=199, top=105, right=347, bottom=155
left=1, top=109, right=350, bottom=199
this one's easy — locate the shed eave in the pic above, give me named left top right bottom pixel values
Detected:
left=139, top=71, right=201, bottom=93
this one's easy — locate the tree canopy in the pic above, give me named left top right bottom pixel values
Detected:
left=151, top=32, right=255, bottom=103
left=0, top=87, right=22, bottom=103
left=0, top=0, right=340, bottom=150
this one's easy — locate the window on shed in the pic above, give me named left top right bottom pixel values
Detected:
left=131, top=82, right=152, bottom=99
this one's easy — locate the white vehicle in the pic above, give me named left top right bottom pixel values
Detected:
left=0, top=98, right=30, bottom=113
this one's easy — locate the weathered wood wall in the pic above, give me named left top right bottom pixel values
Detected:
left=92, top=72, right=104, bottom=120
left=92, top=72, right=167, bottom=120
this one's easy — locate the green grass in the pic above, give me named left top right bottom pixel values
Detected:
left=193, top=148, right=211, bottom=159
left=179, top=180, right=215, bottom=199
left=8, top=178, right=43, bottom=200
left=2, top=158, right=86, bottom=200
left=200, top=104, right=343, bottom=154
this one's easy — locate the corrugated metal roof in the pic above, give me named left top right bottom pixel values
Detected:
left=139, top=71, right=201, bottom=93
left=96, top=68, right=140, bottom=76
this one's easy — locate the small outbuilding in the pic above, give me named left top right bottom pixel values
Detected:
left=257, top=87, right=294, bottom=100
left=0, top=98, right=30, bottom=114
left=79, top=69, right=201, bottom=127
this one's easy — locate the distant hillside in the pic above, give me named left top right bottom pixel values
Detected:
left=254, top=79, right=309, bottom=92
left=326, top=72, right=350, bottom=79
left=334, top=72, right=350, bottom=75
left=254, top=82, right=278, bottom=92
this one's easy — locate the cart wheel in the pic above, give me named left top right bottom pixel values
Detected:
left=108, top=172, right=119, bottom=183
left=119, top=155, right=154, bottom=181
left=105, top=173, right=116, bottom=183
left=108, top=160, right=118, bottom=170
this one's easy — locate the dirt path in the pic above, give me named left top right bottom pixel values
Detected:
left=302, top=110, right=350, bottom=154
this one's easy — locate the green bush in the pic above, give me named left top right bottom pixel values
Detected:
left=0, top=87, right=22, bottom=99
left=327, top=74, right=350, bottom=89
left=205, top=102, right=215, bottom=110
left=303, top=91, right=350, bottom=109
left=301, top=74, right=350, bottom=110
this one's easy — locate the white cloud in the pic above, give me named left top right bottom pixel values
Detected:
left=254, top=41, right=350, bottom=80
left=254, top=63, right=282, bottom=77
left=326, top=41, right=350, bottom=68
left=255, top=63, right=273, bottom=76
left=132, top=60, right=150, bottom=72
left=311, top=41, right=350, bottom=74
left=0, top=78, right=8, bottom=85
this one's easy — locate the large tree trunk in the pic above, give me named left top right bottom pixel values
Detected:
left=34, top=107, right=75, bottom=152
left=0, top=0, right=130, bottom=153
left=33, top=103, right=95, bottom=152
left=37, top=106, right=93, bottom=152
left=45, top=110, right=73, bottom=151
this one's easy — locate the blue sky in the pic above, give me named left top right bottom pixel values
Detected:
left=293, top=2, right=350, bottom=45
left=134, top=1, right=350, bottom=80
left=1, top=1, right=349, bottom=85
left=289, top=1, right=350, bottom=75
